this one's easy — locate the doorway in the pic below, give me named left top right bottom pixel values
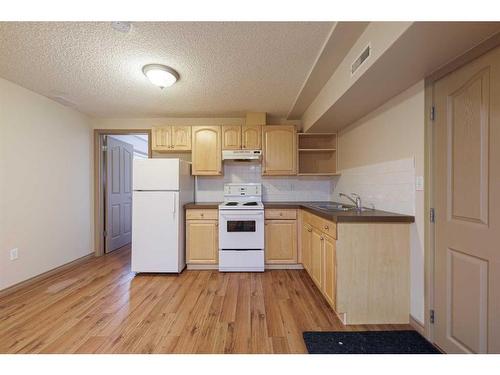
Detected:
left=93, top=129, right=152, bottom=257
left=430, top=46, right=500, bottom=353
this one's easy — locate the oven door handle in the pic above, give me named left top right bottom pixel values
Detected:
left=220, top=212, right=263, bottom=219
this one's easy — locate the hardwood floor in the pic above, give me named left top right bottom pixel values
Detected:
left=0, top=246, right=411, bottom=353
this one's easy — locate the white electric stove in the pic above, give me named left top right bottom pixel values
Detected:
left=218, top=183, right=264, bottom=272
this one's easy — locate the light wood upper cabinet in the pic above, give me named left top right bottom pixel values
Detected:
left=152, top=127, right=172, bottom=151
left=264, top=219, right=297, bottom=264
left=222, top=125, right=242, bottom=150
left=262, top=125, right=297, bottom=176
left=323, top=234, right=336, bottom=309
left=171, top=126, right=191, bottom=151
left=191, top=126, right=222, bottom=176
left=152, top=126, right=191, bottom=151
left=242, top=125, right=261, bottom=149
left=186, top=219, right=218, bottom=264
left=222, top=125, right=262, bottom=150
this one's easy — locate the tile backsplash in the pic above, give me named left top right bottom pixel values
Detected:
left=332, top=158, right=416, bottom=214
left=195, top=162, right=334, bottom=202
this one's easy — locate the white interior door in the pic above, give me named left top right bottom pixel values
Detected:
left=433, top=46, right=500, bottom=353
left=105, top=136, right=134, bottom=253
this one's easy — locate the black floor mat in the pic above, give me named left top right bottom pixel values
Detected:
left=303, top=330, right=441, bottom=354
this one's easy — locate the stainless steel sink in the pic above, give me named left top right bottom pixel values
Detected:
left=309, top=203, right=372, bottom=212
left=308, top=203, right=350, bottom=211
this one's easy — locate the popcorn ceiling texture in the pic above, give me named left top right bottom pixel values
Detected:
left=0, top=22, right=332, bottom=118
left=196, top=163, right=334, bottom=202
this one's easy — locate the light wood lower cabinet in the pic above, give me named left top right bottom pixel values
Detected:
left=310, top=228, right=324, bottom=287
left=323, top=234, right=336, bottom=308
left=301, top=223, right=312, bottom=273
left=264, top=219, right=297, bottom=264
left=186, top=209, right=218, bottom=264
left=264, top=209, right=297, bottom=264
left=299, top=209, right=410, bottom=325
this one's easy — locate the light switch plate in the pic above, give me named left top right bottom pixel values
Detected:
left=415, top=176, right=424, bottom=191
left=10, top=248, right=18, bottom=261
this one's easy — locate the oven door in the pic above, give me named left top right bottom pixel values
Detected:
left=219, top=210, right=264, bottom=250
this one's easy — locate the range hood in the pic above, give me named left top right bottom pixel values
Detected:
left=222, top=150, right=262, bottom=161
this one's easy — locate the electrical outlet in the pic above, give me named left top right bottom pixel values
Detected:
left=10, top=248, right=18, bottom=261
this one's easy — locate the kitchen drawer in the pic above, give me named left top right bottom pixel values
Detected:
left=305, top=211, right=337, bottom=239
left=264, top=209, right=297, bottom=220
left=186, top=209, right=218, bottom=220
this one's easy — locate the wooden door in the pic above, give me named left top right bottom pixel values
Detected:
left=186, top=220, right=218, bottom=264
left=433, top=46, right=500, bottom=353
left=171, top=126, right=191, bottom=151
left=264, top=220, right=297, bottom=264
left=323, top=235, right=336, bottom=309
left=262, top=125, right=296, bottom=175
left=310, top=228, right=323, bottom=288
left=151, top=126, right=171, bottom=151
left=105, top=137, right=133, bottom=253
left=191, top=126, right=222, bottom=175
left=222, top=125, right=241, bottom=150
left=242, top=125, right=261, bottom=149
left=301, top=223, right=312, bottom=273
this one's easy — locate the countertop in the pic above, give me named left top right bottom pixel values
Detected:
left=184, top=201, right=414, bottom=223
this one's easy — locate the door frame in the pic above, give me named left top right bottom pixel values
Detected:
left=423, top=32, right=500, bottom=343
left=93, top=129, right=152, bottom=257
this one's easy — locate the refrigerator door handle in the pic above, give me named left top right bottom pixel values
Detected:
left=172, top=193, right=176, bottom=214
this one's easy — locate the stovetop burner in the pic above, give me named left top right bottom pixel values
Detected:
left=225, top=202, right=238, bottom=206
left=243, top=202, right=258, bottom=206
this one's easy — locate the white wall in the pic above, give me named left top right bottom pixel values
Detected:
left=196, top=163, right=333, bottom=202
left=0, top=77, right=92, bottom=291
left=333, top=80, right=425, bottom=323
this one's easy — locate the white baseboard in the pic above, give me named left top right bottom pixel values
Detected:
left=410, top=314, right=425, bottom=336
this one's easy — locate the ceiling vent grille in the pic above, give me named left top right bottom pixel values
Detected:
left=351, top=44, right=371, bottom=75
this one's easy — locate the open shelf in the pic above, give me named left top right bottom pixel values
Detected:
left=297, top=133, right=338, bottom=175
left=298, top=133, right=337, bottom=149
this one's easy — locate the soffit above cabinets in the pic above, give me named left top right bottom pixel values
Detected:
left=287, top=21, right=369, bottom=120
left=300, top=21, right=500, bottom=133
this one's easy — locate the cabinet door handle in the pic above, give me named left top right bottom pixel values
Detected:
left=320, top=236, right=324, bottom=241
left=307, top=228, right=312, bottom=232
left=200, top=213, right=204, bottom=217
left=324, top=225, right=329, bottom=230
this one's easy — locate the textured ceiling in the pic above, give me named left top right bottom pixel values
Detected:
left=0, top=22, right=333, bottom=118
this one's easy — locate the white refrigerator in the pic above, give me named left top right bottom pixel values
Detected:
left=131, top=158, right=194, bottom=273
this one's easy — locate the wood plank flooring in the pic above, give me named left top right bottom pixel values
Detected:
left=0, top=246, right=412, bottom=353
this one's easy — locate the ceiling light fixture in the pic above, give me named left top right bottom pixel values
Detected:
left=142, top=64, right=179, bottom=89
left=111, top=22, right=132, bottom=33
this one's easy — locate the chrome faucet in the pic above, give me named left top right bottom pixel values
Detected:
left=339, top=192, right=362, bottom=210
